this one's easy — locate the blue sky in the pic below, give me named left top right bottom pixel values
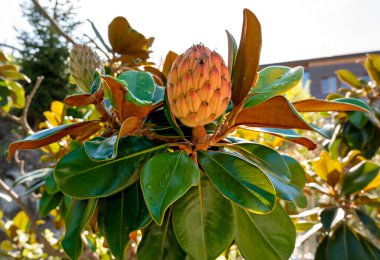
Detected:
left=1, top=0, right=380, bottom=65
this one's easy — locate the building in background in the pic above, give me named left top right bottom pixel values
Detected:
left=261, top=50, right=380, bottom=99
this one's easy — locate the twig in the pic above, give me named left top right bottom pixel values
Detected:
left=0, top=179, right=65, bottom=257
left=83, top=33, right=109, bottom=59
left=14, top=151, right=26, bottom=176
left=0, top=43, right=22, bottom=52
left=31, top=0, right=75, bottom=45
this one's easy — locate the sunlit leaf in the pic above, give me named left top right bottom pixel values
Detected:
left=62, top=199, right=97, bottom=260
left=7, top=121, right=100, bottom=161
left=141, top=151, right=199, bottom=225
left=55, top=137, right=167, bottom=198
left=335, top=69, right=362, bottom=88
left=162, top=51, right=178, bottom=79
left=311, top=150, right=342, bottom=187
left=172, top=178, right=235, bottom=260
left=198, top=150, right=275, bottom=213
left=235, top=95, right=330, bottom=138
left=231, top=8, right=261, bottom=105
left=245, top=66, right=303, bottom=108
left=235, top=203, right=296, bottom=260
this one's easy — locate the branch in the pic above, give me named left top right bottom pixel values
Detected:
left=0, top=179, right=65, bottom=257
left=0, top=43, right=22, bottom=52
left=31, top=0, right=75, bottom=45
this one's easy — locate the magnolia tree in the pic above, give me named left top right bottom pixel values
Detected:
left=4, top=8, right=374, bottom=260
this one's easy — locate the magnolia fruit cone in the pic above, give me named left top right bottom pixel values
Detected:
left=70, top=44, right=104, bottom=93
left=167, top=44, right=232, bottom=127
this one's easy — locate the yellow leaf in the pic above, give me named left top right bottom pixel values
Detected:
left=312, top=150, right=342, bottom=186
left=335, top=69, right=362, bottom=88
left=51, top=101, right=64, bottom=124
left=12, top=211, right=29, bottom=231
left=364, top=171, right=380, bottom=191
left=0, top=240, right=13, bottom=251
left=43, top=111, right=59, bottom=127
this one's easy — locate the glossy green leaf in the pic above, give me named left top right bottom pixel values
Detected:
left=62, top=199, right=97, bottom=260
left=315, top=236, right=329, bottom=260
left=231, top=142, right=291, bottom=181
left=245, top=66, right=303, bottom=108
left=326, top=224, right=370, bottom=260
left=231, top=9, right=261, bottom=105
left=98, top=184, right=151, bottom=259
left=137, top=213, right=185, bottom=260
left=84, top=136, right=118, bottom=162
left=55, top=137, right=167, bottom=198
left=348, top=111, right=369, bottom=129
left=228, top=143, right=307, bottom=207
left=226, top=30, right=238, bottom=77
left=118, top=71, right=155, bottom=102
left=141, top=151, right=199, bottom=225
left=38, top=191, right=62, bottom=217
left=358, top=233, right=380, bottom=259
left=45, top=170, right=59, bottom=194
left=320, top=207, right=338, bottom=231
left=198, top=151, right=275, bottom=213
left=235, top=203, right=296, bottom=260
left=341, top=161, right=380, bottom=195
left=355, top=209, right=380, bottom=239
left=172, top=178, right=235, bottom=260
left=282, top=154, right=307, bottom=189
left=12, top=168, right=52, bottom=188
left=87, top=19, right=113, bottom=53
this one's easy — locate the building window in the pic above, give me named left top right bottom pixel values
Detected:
left=321, top=76, right=337, bottom=95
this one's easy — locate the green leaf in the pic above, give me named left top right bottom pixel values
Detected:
left=198, top=150, right=275, bottom=213
left=231, top=142, right=291, bottom=182
left=319, top=207, right=338, bottom=231
left=12, top=168, right=52, bottom=188
left=55, top=137, right=167, bottom=198
left=84, top=136, right=118, bottom=162
left=45, top=170, right=59, bottom=194
left=355, top=209, right=380, bottom=239
left=137, top=213, right=186, bottom=260
left=38, top=191, right=62, bottom=217
left=315, top=236, right=328, bottom=260
left=172, top=178, right=235, bottom=260
left=348, top=111, right=369, bottom=129
left=245, top=66, right=303, bottom=108
left=87, top=19, right=113, bottom=53
left=235, top=203, right=296, bottom=260
left=326, top=224, right=370, bottom=260
left=62, top=199, right=97, bottom=260
left=226, top=30, right=238, bottom=77
left=282, top=154, right=307, bottom=190
left=118, top=71, right=155, bottom=102
left=358, top=233, right=380, bottom=259
left=341, top=161, right=380, bottom=195
left=141, top=151, right=199, bottom=225
left=231, top=9, right=262, bottom=105
left=98, top=184, right=151, bottom=259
